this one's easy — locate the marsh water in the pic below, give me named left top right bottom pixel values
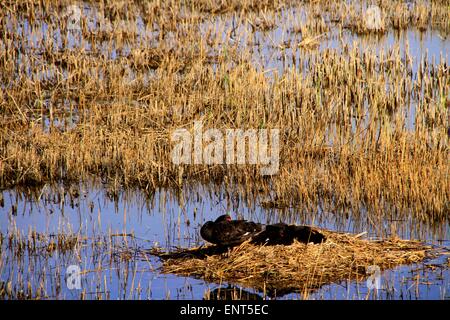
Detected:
left=1, top=2, right=449, bottom=300
left=0, top=183, right=448, bottom=300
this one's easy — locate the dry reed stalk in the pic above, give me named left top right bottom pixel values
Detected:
left=0, top=0, right=448, bottom=221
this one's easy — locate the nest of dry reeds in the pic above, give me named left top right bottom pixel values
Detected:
left=152, top=230, right=431, bottom=296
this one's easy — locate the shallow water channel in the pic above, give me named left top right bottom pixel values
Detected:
left=0, top=184, right=448, bottom=300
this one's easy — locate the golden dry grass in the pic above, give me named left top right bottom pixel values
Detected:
left=0, top=0, right=448, bottom=301
left=0, top=0, right=448, bottom=221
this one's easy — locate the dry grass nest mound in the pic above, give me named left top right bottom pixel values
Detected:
left=150, top=230, right=434, bottom=296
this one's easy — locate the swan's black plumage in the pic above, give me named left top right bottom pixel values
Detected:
left=200, top=215, right=263, bottom=247
left=200, top=215, right=326, bottom=247
left=251, top=223, right=326, bottom=245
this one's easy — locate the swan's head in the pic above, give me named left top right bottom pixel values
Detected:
left=215, top=214, right=232, bottom=223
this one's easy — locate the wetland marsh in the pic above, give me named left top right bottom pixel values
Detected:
left=0, top=0, right=449, bottom=300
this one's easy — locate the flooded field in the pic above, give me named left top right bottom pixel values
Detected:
left=0, top=185, right=449, bottom=299
left=0, top=0, right=449, bottom=300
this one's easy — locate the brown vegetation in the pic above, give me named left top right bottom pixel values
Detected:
left=155, top=230, right=432, bottom=297
left=0, top=1, right=448, bottom=227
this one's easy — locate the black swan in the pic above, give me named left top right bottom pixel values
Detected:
left=200, top=214, right=263, bottom=247
left=250, top=223, right=326, bottom=245
left=200, top=216, right=326, bottom=247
